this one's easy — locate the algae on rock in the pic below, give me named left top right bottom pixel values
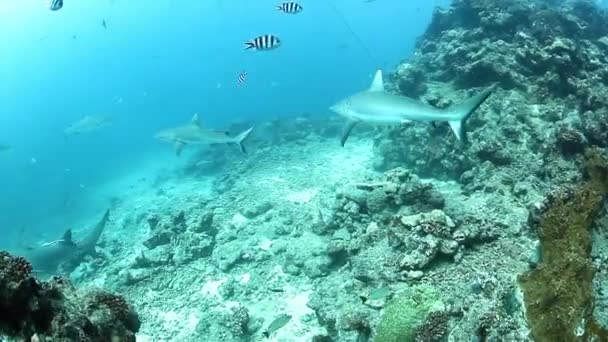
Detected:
left=373, top=284, right=443, bottom=342
left=519, top=148, right=608, bottom=341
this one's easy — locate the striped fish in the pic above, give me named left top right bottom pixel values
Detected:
left=237, top=71, right=248, bottom=86
left=244, top=35, right=281, bottom=51
left=276, top=2, right=303, bottom=14
left=47, top=0, right=63, bottom=11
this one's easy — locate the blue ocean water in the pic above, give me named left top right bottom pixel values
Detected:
left=0, top=0, right=449, bottom=247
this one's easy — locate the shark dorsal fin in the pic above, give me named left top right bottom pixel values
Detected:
left=63, top=229, right=74, bottom=243
left=191, top=113, right=201, bottom=127
left=369, top=70, right=384, bottom=92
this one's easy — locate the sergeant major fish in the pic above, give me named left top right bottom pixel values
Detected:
left=244, top=35, right=281, bottom=51
left=48, top=0, right=63, bottom=11
left=276, top=2, right=303, bottom=14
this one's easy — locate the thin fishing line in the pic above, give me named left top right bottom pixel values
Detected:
left=326, top=0, right=380, bottom=68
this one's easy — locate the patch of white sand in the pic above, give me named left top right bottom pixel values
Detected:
left=200, top=278, right=228, bottom=299
left=285, top=188, right=318, bottom=204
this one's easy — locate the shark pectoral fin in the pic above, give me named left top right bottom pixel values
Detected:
left=369, top=70, right=384, bottom=92
left=191, top=113, right=201, bottom=127
left=341, top=121, right=359, bottom=147
left=235, top=127, right=254, bottom=154
left=448, top=121, right=463, bottom=141
left=174, top=141, right=186, bottom=156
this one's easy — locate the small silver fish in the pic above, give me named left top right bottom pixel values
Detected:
left=263, top=314, right=292, bottom=338
left=360, top=287, right=391, bottom=303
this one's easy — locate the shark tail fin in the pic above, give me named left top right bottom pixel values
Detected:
left=235, top=127, right=254, bottom=154
left=447, top=84, right=496, bottom=143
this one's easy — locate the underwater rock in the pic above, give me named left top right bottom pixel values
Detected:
left=519, top=148, right=608, bottom=341
left=389, top=210, right=459, bottom=271
left=242, top=200, right=273, bottom=219
left=376, top=0, right=608, bottom=182
left=0, top=251, right=139, bottom=341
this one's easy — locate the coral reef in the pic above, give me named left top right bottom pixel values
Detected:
left=0, top=251, right=139, bottom=341
left=373, top=284, right=443, bottom=342
left=377, top=0, right=608, bottom=186
left=519, top=148, right=608, bottom=341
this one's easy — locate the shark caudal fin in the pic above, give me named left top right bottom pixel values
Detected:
left=447, top=84, right=496, bottom=142
left=235, top=127, right=254, bottom=153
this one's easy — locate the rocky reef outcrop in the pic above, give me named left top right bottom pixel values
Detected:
left=376, top=0, right=608, bottom=188
left=0, top=250, right=140, bottom=341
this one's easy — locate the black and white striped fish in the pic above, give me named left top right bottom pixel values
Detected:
left=244, top=35, right=281, bottom=51
left=47, top=0, right=63, bottom=11
left=237, top=71, right=248, bottom=86
left=276, top=2, right=303, bottom=14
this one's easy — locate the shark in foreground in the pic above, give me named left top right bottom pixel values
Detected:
left=64, top=115, right=111, bottom=136
left=329, top=70, right=496, bottom=146
left=22, top=209, right=110, bottom=275
left=155, top=113, right=254, bottom=155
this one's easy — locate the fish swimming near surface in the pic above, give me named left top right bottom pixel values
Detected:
left=21, top=209, right=110, bottom=275
left=276, top=2, right=303, bottom=14
left=329, top=69, right=495, bottom=146
left=155, top=113, right=254, bottom=155
left=47, top=0, right=63, bottom=11
left=244, top=35, right=281, bottom=51
left=64, top=115, right=111, bottom=136
left=102, top=19, right=107, bottom=29
left=262, top=314, right=292, bottom=338
left=237, top=71, right=248, bottom=86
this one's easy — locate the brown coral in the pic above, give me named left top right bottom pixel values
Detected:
left=519, top=147, right=608, bottom=342
left=0, top=251, right=33, bottom=285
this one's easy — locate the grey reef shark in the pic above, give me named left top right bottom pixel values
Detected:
left=329, top=69, right=496, bottom=145
left=0, top=144, right=11, bottom=153
left=22, top=209, right=110, bottom=275
left=155, top=113, right=254, bottom=156
left=64, top=114, right=111, bottom=136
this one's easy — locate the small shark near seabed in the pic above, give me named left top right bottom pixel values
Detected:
left=155, top=113, right=254, bottom=156
left=64, top=115, right=111, bottom=136
left=329, top=70, right=496, bottom=146
left=22, top=209, right=110, bottom=275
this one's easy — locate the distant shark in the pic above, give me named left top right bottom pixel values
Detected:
left=155, top=113, right=254, bottom=155
left=329, top=70, right=495, bottom=145
left=22, top=209, right=110, bottom=275
left=0, top=144, right=11, bottom=152
left=64, top=115, right=111, bottom=136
